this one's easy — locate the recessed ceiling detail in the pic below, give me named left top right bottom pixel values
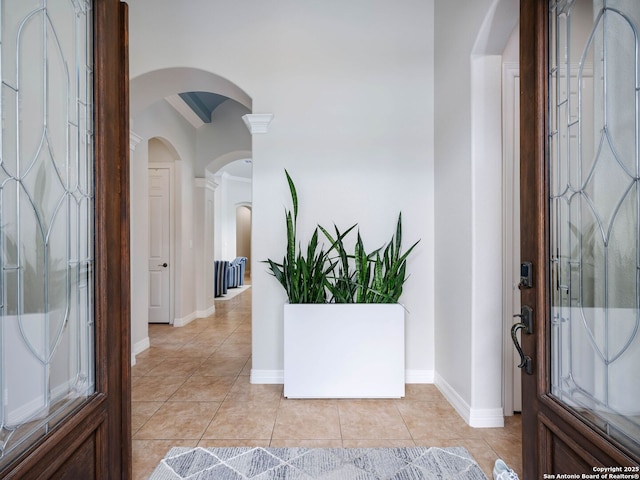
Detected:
left=178, top=91, right=229, bottom=123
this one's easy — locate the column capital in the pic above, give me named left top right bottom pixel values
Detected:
left=130, top=130, right=143, bottom=151
left=242, top=113, right=274, bottom=134
left=195, top=177, right=218, bottom=191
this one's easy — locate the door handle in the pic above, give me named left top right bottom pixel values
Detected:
left=511, top=305, right=533, bottom=375
left=158, top=263, right=168, bottom=268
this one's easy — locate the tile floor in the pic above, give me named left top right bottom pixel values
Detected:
left=131, top=287, right=523, bottom=480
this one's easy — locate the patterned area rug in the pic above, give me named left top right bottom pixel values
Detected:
left=149, top=446, right=488, bottom=480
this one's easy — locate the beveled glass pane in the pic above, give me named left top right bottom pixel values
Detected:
left=0, top=0, right=94, bottom=467
left=549, top=0, right=640, bottom=457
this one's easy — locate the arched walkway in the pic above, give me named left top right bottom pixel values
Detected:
left=129, top=67, right=254, bottom=363
left=130, top=67, right=252, bottom=118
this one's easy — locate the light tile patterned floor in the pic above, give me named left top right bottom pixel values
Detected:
left=132, top=287, right=522, bottom=480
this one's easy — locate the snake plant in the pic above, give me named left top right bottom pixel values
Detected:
left=265, top=170, right=419, bottom=304
left=264, top=170, right=334, bottom=303
left=321, top=213, right=419, bottom=303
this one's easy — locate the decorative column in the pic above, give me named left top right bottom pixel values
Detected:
left=194, top=176, right=218, bottom=317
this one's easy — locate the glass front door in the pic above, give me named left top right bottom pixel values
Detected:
left=549, top=0, right=640, bottom=458
left=0, top=0, right=95, bottom=467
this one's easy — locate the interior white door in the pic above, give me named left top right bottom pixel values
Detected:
left=148, top=168, right=171, bottom=323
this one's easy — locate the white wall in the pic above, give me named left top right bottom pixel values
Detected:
left=434, top=0, right=518, bottom=426
left=434, top=0, right=487, bottom=413
left=128, top=0, right=436, bottom=383
left=130, top=133, right=149, bottom=358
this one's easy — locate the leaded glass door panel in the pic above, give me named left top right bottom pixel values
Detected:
left=550, top=0, right=640, bottom=457
left=520, top=0, right=640, bottom=476
left=1, top=0, right=94, bottom=465
left=0, top=1, right=130, bottom=478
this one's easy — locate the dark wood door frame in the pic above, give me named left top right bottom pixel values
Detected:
left=519, top=1, right=547, bottom=476
left=0, top=1, right=131, bottom=478
left=519, top=0, right=640, bottom=477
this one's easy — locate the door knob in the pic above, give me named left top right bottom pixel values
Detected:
left=511, top=323, right=533, bottom=375
left=158, top=263, right=168, bottom=268
left=511, top=305, right=533, bottom=375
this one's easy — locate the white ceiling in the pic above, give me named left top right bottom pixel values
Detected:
left=216, top=159, right=252, bottom=180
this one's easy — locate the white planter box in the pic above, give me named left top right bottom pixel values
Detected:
left=284, top=303, right=405, bottom=398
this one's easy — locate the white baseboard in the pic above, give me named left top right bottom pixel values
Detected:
left=174, top=306, right=214, bottom=327
left=131, top=337, right=150, bottom=366
left=174, top=312, right=197, bottom=327
left=196, top=305, right=215, bottom=318
left=434, top=372, right=504, bottom=428
left=405, top=369, right=434, bottom=384
left=468, top=407, right=505, bottom=428
left=249, top=369, right=434, bottom=386
left=133, top=337, right=150, bottom=355
left=434, top=372, right=469, bottom=422
left=250, top=369, right=284, bottom=384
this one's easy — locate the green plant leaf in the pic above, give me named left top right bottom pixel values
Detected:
left=285, top=169, right=298, bottom=222
left=265, top=171, right=420, bottom=305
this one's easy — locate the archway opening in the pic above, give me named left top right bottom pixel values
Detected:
left=129, top=67, right=253, bottom=361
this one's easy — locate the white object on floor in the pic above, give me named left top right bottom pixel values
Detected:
left=493, top=459, right=519, bottom=480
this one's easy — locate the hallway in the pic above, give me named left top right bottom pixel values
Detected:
left=131, top=288, right=522, bottom=479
